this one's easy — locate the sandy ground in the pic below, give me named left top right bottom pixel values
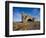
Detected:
left=13, top=21, right=40, bottom=31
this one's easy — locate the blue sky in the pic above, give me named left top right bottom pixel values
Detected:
left=13, top=7, right=40, bottom=22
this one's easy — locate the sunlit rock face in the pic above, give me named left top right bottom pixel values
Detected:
left=21, top=13, right=34, bottom=23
